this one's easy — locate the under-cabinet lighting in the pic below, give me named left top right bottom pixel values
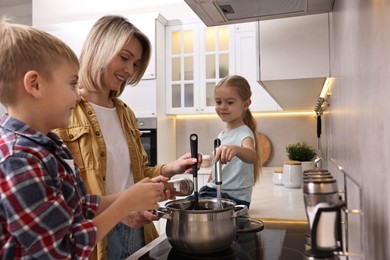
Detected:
left=176, top=111, right=315, bottom=119
left=320, top=77, right=333, bottom=98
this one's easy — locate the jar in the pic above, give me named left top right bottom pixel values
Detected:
left=283, top=161, right=303, bottom=188
left=201, top=154, right=211, bottom=168
left=272, top=169, right=284, bottom=185
left=164, top=178, right=194, bottom=196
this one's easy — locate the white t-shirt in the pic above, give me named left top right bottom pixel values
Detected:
left=91, top=102, right=134, bottom=195
left=207, top=124, right=255, bottom=202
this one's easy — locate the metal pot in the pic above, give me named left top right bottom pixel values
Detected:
left=157, top=197, right=248, bottom=254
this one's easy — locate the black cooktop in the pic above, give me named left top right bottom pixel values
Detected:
left=134, top=219, right=309, bottom=260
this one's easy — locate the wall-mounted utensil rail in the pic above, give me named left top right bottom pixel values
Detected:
left=330, top=158, right=364, bottom=259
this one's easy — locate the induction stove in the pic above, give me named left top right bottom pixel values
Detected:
left=128, top=219, right=309, bottom=260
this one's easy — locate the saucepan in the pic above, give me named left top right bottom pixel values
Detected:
left=157, top=197, right=248, bottom=254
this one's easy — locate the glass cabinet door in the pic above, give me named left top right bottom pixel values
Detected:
left=200, top=25, right=235, bottom=112
left=167, top=24, right=200, bottom=113
left=166, top=23, right=234, bottom=114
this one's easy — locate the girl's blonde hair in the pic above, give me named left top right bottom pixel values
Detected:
left=78, top=15, right=151, bottom=97
left=0, top=18, right=79, bottom=106
left=215, top=75, right=261, bottom=183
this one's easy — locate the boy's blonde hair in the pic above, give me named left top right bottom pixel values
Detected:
left=215, top=75, right=261, bottom=183
left=78, top=15, right=151, bottom=97
left=0, top=19, right=79, bottom=107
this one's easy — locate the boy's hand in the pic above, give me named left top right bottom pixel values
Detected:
left=123, top=178, right=164, bottom=211
left=121, top=210, right=160, bottom=228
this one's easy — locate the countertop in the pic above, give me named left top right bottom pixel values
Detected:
left=178, top=166, right=307, bottom=220
left=249, top=167, right=307, bottom=220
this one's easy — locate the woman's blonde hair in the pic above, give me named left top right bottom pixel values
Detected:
left=78, top=15, right=151, bottom=97
left=215, top=75, right=261, bottom=183
left=0, top=18, right=79, bottom=106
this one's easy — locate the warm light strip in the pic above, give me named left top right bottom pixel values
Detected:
left=320, top=77, right=333, bottom=98
left=175, top=111, right=315, bottom=119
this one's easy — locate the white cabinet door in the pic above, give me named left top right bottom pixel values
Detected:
left=259, top=13, right=329, bottom=81
left=165, top=22, right=235, bottom=115
left=35, top=20, right=94, bottom=57
left=121, top=79, right=156, bottom=118
left=166, top=23, right=201, bottom=114
left=234, top=22, right=281, bottom=112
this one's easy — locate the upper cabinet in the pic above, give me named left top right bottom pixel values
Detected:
left=165, top=22, right=235, bottom=114
left=165, top=20, right=280, bottom=115
left=258, top=13, right=330, bottom=111
left=234, top=22, right=281, bottom=112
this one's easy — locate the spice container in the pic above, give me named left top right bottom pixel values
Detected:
left=283, top=161, right=303, bottom=188
left=201, top=154, right=211, bottom=168
left=272, top=169, right=284, bottom=185
left=164, top=178, right=194, bottom=196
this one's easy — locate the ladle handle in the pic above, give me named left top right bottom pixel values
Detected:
left=214, top=138, right=222, bottom=185
left=190, top=134, right=198, bottom=178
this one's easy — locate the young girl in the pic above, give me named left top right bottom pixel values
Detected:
left=199, top=75, right=261, bottom=208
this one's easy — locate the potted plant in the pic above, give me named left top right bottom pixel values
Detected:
left=286, top=142, right=317, bottom=171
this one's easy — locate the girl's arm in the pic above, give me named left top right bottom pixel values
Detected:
left=215, top=136, right=257, bottom=164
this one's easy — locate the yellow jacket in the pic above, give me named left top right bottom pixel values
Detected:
left=53, top=97, right=161, bottom=260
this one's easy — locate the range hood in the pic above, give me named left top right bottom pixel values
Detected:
left=184, top=0, right=335, bottom=26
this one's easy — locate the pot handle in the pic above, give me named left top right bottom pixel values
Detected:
left=155, top=207, right=172, bottom=220
left=232, top=205, right=248, bottom=218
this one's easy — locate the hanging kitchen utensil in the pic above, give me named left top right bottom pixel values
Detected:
left=315, top=114, right=323, bottom=168
left=190, top=133, right=199, bottom=210
left=214, top=138, right=223, bottom=210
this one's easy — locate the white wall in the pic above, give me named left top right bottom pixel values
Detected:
left=327, top=1, right=390, bottom=259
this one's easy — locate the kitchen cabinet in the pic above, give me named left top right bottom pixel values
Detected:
left=233, top=22, right=281, bottom=112
left=165, top=20, right=280, bottom=114
left=257, top=13, right=330, bottom=111
left=121, top=79, right=157, bottom=118
left=259, top=13, right=329, bottom=81
left=165, top=22, right=235, bottom=114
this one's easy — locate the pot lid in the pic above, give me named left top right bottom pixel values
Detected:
left=236, top=217, right=265, bottom=233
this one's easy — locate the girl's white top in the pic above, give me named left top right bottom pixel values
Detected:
left=207, top=124, right=255, bottom=202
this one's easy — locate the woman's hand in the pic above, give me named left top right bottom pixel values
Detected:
left=160, top=152, right=203, bottom=178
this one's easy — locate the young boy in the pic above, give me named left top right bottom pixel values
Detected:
left=0, top=20, right=165, bottom=259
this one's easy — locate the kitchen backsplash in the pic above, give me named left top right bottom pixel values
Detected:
left=175, top=113, right=319, bottom=167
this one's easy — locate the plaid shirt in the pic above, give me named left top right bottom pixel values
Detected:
left=0, top=114, right=99, bottom=259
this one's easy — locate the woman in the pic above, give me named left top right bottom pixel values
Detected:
left=54, top=15, right=199, bottom=260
